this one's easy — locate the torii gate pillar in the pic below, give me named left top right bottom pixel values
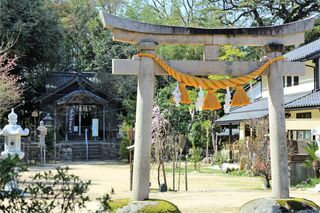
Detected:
left=266, top=44, right=289, bottom=198
left=132, top=41, right=157, bottom=200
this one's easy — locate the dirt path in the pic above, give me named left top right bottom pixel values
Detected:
left=21, top=161, right=320, bottom=213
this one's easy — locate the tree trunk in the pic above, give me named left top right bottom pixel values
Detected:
left=178, top=155, right=181, bottom=191
left=265, top=174, right=271, bottom=189
left=162, top=161, right=167, bottom=188
left=206, top=127, right=209, bottom=164
left=314, top=166, right=320, bottom=179
left=185, top=160, right=188, bottom=191
left=157, top=163, right=161, bottom=187
left=172, top=146, right=176, bottom=190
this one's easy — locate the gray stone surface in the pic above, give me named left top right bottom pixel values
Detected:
left=113, top=58, right=305, bottom=76
left=240, top=198, right=320, bottom=213
left=100, top=11, right=315, bottom=46
left=267, top=46, right=289, bottom=198
left=132, top=42, right=156, bottom=201
left=116, top=201, right=158, bottom=213
left=100, top=11, right=314, bottom=36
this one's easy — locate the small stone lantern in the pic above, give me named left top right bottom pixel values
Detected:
left=37, top=121, right=47, bottom=147
left=37, top=120, right=47, bottom=164
left=0, top=109, right=29, bottom=159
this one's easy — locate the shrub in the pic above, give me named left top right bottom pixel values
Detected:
left=119, top=138, right=130, bottom=160
left=304, top=141, right=320, bottom=178
left=212, top=149, right=229, bottom=166
left=0, top=156, right=91, bottom=212
left=189, top=147, right=202, bottom=170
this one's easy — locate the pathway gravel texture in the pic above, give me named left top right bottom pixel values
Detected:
left=20, top=161, right=320, bottom=213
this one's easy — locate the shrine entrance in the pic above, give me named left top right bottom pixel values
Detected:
left=100, top=11, right=315, bottom=201
left=33, top=72, right=120, bottom=143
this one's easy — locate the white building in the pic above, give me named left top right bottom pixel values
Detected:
left=216, top=38, right=320, bottom=152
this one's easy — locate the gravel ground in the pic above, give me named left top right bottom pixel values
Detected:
left=20, top=161, right=320, bottom=213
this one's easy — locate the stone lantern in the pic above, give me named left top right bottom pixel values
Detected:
left=37, top=120, right=47, bottom=164
left=37, top=120, right=47, bottom=147
left=0, top=109, right=29, bottom=159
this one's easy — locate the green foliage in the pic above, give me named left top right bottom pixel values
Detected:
left=304, top=141, right=320, bottom=168
left=188, top=120, right=212, bottom=148
left=189, top=147, right=202, bottom=170
left=141, top=199, right=181, bottom=213
left=219, top=45, right=247, bottom=62
left=212, top=150, right=229, bottom=166
left=45, top=129, right=55, bottom=153
left=305, top=18, right=320, bottom=43
left=228, top=169, right=254, bottom=177
left=210, top=0, right=319, bottom=26
left=27, top=167, right=91, bottom=212
left=50, top=0, right=137, bottom=99
left=156, top=83, right=196, bottom=135
left=0, top=157, right=91, bottom=212
left=295, top=178, right=320, bottom=189
left=118, top=123, right=134, bottom=160
left=118, top=98, right=137, bottom=127
left=276, top=198, right=320, bottom=212
left=107, top=198, right=130, bottom=212
left=0, top=0, right=62, bottom=70
left=158, top=45, right=203, bottom=61
left=104, top=198, right=181, bottom=213
left=165, top=164, right=220, bottom=174
left=119, top=139, right=130, bottom=160
left=0, top=155, right=27, bottom=189
left=96, top=193, right=111, bottom=212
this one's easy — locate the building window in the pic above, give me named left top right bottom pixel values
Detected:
left=294, top=76, right=299, bottom=86
left=287, top=76, right=292, bottom=87
left=283, top=76, right=299, bottom=87
left=296, top=112, right=312, bottom=119
left=297, top=130, right=312, bottom=141
left=285, top=113, right=291, bottom=119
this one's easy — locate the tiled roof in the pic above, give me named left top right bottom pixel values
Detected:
left=284, top=38, right=320, bottom=61
left=285, top=90, right=320, bottom=109
left=216, top=39, right=320, bottom=125
left=46, top=72, right=96, bottom=93
left=215, top=92, right=309, bottom=124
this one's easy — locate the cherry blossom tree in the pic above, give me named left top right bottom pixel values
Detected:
left=151, top=105, right=174, bottom=189
left=0, top=42, right=22, bottom=117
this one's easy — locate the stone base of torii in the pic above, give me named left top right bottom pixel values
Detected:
left=100, top=11, right=315, bottom=201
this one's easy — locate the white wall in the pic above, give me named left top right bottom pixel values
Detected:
left=261, top=61, right=315, bottom=98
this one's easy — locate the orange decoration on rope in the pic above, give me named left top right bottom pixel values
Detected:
left=179, top=83, right=192, bottom=104
left=230, top=86, right=251, bottom=106
left=136, top=53, right=284, bottom=110
left=202, top=90, right=222, bottom=110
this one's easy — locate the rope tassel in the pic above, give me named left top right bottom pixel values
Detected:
left=231, top=86, right=251, bottom=107
left=179, top=83, right=192, bottom=104
left=202, top=90, right=221, bottom=110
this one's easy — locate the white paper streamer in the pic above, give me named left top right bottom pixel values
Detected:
left=172, top=83, right=181, bottom=107
left=224, top=87, right=231, bottom=114
left=196, top=86, right=204, bottom=111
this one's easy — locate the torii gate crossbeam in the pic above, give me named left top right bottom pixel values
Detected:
left=100, top=11, right=315, bottom=201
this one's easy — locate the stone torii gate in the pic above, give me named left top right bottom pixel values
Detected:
left=100, top=11, right=315, bottom=201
